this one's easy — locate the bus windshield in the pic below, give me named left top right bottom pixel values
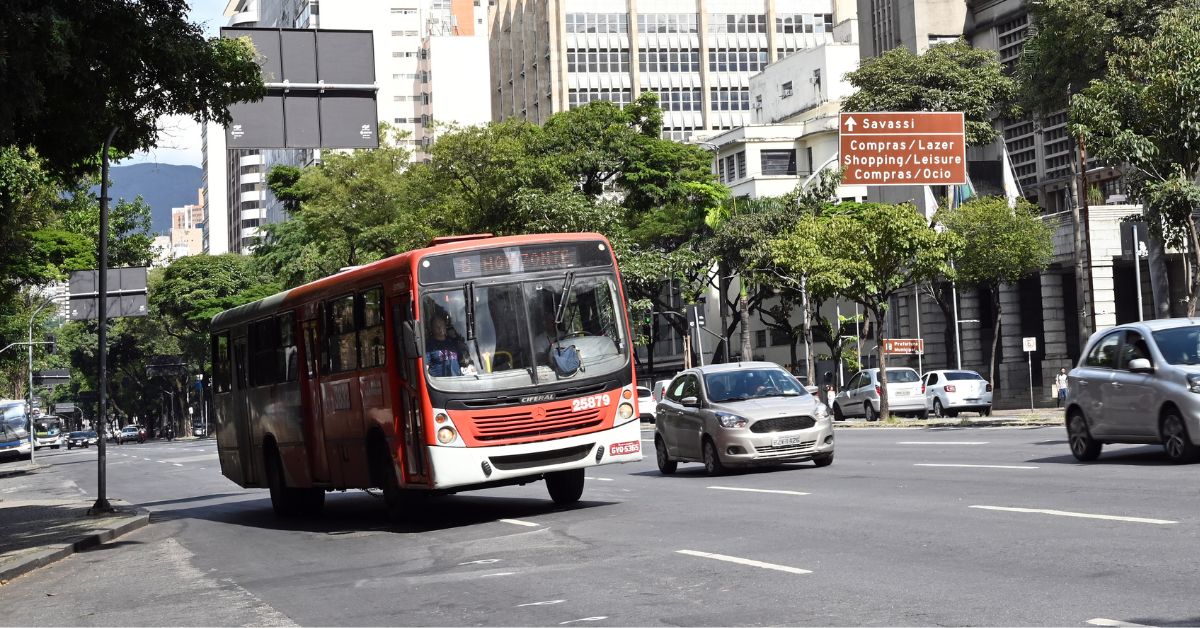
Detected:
left=421, top=272, right=628, bottom=393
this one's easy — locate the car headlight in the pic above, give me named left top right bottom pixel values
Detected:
left=1188, top=374, right=1200, bottom=394
left=617, top=403, right=634, bottom=420
left=715, top=412, right=748, bottom=429
left=813, top=403, right=829, bottom=420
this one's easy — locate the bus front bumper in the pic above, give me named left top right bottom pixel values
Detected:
left=426, top=419, right=644, bottom=489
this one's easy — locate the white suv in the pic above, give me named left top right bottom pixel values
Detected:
left=922, top=370, right=993, bottom=417
left=1067, top=319, right=1200, bottom=463
left=636, top=385, right=657, bottom=422
left=832, top=368, right=926, bottom=421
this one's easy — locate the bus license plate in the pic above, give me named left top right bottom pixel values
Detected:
left=610, top=441, right=640, bottom=456
left=772, top=435, right=804, bottom=447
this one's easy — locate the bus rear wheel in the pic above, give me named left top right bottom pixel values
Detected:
left=545, top=468, right=585, bottom=505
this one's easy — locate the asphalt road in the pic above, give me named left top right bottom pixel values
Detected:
left=2, top=426, right=1198, bottom=627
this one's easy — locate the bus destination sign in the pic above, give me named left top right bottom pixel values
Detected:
left=420, top=241, right=613, bottom=284
left=838, top=112, right=967, bottom=186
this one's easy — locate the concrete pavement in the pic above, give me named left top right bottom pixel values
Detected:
left=0, top=462, right=148, bottom=585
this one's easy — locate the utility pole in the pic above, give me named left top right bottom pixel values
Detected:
left=90, top=126, right=119, bottom=516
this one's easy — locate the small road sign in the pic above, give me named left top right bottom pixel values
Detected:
left=1023, top=337, right=1037, bottom=352
left=883, top=338, right=925, bottom=355
left=839, top=112, right=967, bottom=186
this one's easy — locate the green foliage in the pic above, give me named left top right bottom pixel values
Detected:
left=61, top=196, right=156, bottom=268
left=1, top=0, right=264, bottom=177
left=842, top=40, right=1019, bottom=146
left=937, top=197, right=1054, bottom=288
left=153, top=255, right=277, bottom=336
left=1018, top=0, right=1187, bottom=115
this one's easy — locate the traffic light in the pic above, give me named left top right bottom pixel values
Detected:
left=44, top=333, right=56, bottom=354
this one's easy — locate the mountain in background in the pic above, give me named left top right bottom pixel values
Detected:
left=105, top=163, right=203, bottom=234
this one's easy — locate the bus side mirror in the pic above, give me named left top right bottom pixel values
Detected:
left=402, top=320, right=420, bottom=359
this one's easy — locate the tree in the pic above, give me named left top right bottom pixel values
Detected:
left=2, top=0, right=264, bottom=177
left=1070, top=6, right=1200, bottom=314
left=772, top=203, right=960, bottom=419
left=938, top=197, right=1054, bottom=385
left=841, top=40, right=1019, bottom=146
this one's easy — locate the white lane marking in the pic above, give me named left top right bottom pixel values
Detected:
left=898, top=441, right=988, bottom=445
left=481, top=572, right=515, bottom=577
left=1087, top=619, right=1150, bottom=627
left=676, top=550, right=811, bottom=575
left=915, top=463, right=1038, bottom=470
left=499, top=518, right=539, bottom=527
left=173, top=463, right=184, bottom=467
left=641, top=439, right=654, bottom=443
left=584, top=477, right=614, bottom=481
left=970, top=505, right=1177, bottom=525
left=707, top=486, right=810, bottom=496
left=459, top=559, right=501, bottom=565
left=517, top=600, right=565, bottom=607
left=560, top=617, right=607, bottom=625
left=142, top=457, right=152, bottom=461
left=157, top=460, right=168, bottom=464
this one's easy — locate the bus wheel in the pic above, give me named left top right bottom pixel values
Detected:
left=370, top=438, right=412, bottom=522
left=296, top=488, right=325, bottom=515
left=266, top=449, right=300, bottom=517
left=545, top=468, right=585, bottom=505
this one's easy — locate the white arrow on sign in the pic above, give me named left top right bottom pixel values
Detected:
left=844, top=116, right=857, bottom=131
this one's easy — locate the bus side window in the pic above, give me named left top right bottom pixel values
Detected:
left=212, top=333, right=231, bottom=393
left=233, top=339, right=248, bottom=391
left=302, top=319, right=319, bottom=379
left=327, top=294, right=358, bottom=372
left=359, top=288, right=386, bottom=369
left=279, top=311, right=297, bottom=382
left=392, top=297, right=417, bottom=384
left=249, top=318, right=279, bottom=387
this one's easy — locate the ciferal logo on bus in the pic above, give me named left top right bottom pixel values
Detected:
left=521, top=393, right=555, bottom=403
left=610, top=441, right=640, bottom=456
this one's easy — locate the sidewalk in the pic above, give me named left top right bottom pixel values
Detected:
left=0, top=463, right=149, bottom=585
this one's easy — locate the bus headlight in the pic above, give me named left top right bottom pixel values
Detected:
left=617, top=403, right=634, bottom=420
left=437, top=426, right=458, bottom=444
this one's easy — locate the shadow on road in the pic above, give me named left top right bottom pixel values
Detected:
left=1028, top=445, right=1174, bottom=466
left=628, top=462, right=817, bottom=479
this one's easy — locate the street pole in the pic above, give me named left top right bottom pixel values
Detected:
left=26, top=297, right=59, bottom=464
left=914, top=284, right=923, bottom=374
left=91, top=126, right=119, bottom=515
left=835, top=299, right=843, bottom=387
left=951, top=280, right=962, bottom=369
left=1028, top=348, right=1034, bottom=411
left=1133, top=223, right=1144, bottom=322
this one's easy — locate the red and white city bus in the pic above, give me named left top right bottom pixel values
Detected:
left=210, top=233, right=643, bottom=518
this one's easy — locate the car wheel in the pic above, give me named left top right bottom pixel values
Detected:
left=67, top=444, right=73, bottom=450
left=655, top=436, right=677, bottom=475
left=932, top=398, right=945, bottom=418
left=917, top=410, right=928, bottom=420
left=545, top=468, right=585, bottom=504
left=981, top=407, right=992, bottom=417
left=812, top=452, right=833, bottom=467
left=832, top=403, right=844, bottom=421
left=1160, top=411, right=1200, bottom=464
left=864, top=402, right=877, bottom=422
left=1067, top=411, right=1102, bottom=462
left=702, top=438, right=726, bottom=476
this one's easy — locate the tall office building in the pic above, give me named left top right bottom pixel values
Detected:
left=490, top=0, right=856, bottom=141
left=855, top=0, right=966, bottom=58
left=203, top=0, right=491, bottom=253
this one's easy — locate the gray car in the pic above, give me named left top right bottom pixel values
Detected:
left=654, top=362, right=834, bottom=475
left=1066, top=318, right=1200, bottom=463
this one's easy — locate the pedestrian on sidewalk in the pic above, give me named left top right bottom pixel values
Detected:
left=1054, top=367, right=1068, bottom=407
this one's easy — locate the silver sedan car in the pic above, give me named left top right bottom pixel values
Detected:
left=654, top=362, right=834, bottom=475
left=1066, top=318, right=1200, bottom=463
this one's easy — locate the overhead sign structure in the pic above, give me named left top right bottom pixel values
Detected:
left=839, top=112, right=967, bottom=186
left=69, top=267, right=149, bottom=320
left=883, top=338, right=924, bottom=355
left=222, top=27, right=379, bottom=149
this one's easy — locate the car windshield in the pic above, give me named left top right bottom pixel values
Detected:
left=1152, top=326, right=1200, bottom=365
left=944, top=371, right=984, bottom=381
left=885, top=369, right=920, bottom=383
left=703, top=369, right=809, bottom=402
left=70, top=431, right=87, bottom=438
left=421, top=273, right=628, bottom=393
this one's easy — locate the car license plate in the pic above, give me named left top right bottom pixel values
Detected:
left=895, top=390, right=910, bottom=396
left=773, top=435, right=805, bottom=447
left=609, top=441, right=640, bottom=456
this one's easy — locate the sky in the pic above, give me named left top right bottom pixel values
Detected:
left=120, top=0, right=230, bottom=169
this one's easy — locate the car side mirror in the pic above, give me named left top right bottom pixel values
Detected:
left=681, top=396, right=700, bottom=408
left=401, top=320, right=420, bottom=359
left=1128, top=358, right=1153, bottom=373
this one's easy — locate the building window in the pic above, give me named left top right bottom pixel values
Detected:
left=567, top=88, right=632, bottom=109
left=566, top=48, right=630, bottom=73
left=760, top=150, right=798, bottom=176
left=775, top=13, right=834, bottom=34
left=639, top=48, right=701, bottom=73
left=708, top=14, right=767, bottom=34
left=770, top=327, right=791, bottom=346
left=565, top=13, right=629, bottom=34
left=755, top=330, right=767, bottom=348
left=652, top=88, right=701, bottom=112
left=710, top=87, right=750, bottom=111
left=708, top=48, right=768, bottom=72
left=781, top=81, right=793, bottom=97
left=737, top=151, right=746, bottom=179
left=636, top=13, right=698, bottom=33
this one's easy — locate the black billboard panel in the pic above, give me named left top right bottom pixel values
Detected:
left=316, top=31, right=376, bottom=85
left=225, top=28, right=283, bottom=82
left=284, top=93, right=321, bottom=148
left=280, top=29, right=318, bottom=83
left=227, top=95, right=286, bottom=149
left=68, top=267, right=148, bottom=320
left=320, top=93, right=379, bottom=148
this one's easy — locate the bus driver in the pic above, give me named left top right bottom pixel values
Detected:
left=426, top=316, right=472, bottom=377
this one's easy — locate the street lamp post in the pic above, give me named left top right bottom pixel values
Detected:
left=27, top=295, right=65, bottom=463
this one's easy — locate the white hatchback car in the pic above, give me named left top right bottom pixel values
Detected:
left=637, top=385, right=657, bottom=422
left=832, top=367, right=926, bottom=421
left=922, top=370, right=993, bottom=417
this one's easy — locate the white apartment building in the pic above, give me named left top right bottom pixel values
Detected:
left=490, top=0, right=857, bottom=140
left=203, top=0, right=491, bottom=253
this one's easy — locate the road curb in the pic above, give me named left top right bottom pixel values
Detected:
left=0, top=463, right=43, bottom=479
left=0, top=507, right=150, bottom=585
